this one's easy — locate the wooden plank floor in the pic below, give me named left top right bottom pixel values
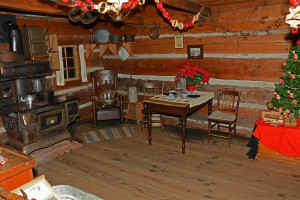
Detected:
left=34, top=120, right=300, bottom=200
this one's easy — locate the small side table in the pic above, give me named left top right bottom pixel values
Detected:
left=125, top=101, right=143, bottom=124
left=0, top=144, right=36, bottom=191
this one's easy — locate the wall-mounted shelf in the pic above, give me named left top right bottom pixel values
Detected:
left=84, top=42, right=134, bottom=59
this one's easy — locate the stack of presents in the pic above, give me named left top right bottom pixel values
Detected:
left=262, top=110, right=298, bottom=127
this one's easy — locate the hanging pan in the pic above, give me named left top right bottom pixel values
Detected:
left=68, top=6, right=82, bottom=23
left=81, top=10, right=98, bottom=24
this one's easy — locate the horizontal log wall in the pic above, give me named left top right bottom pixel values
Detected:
left=101, top=1, right=292, bottom=137
left=0, top=0, right=294, bottom=139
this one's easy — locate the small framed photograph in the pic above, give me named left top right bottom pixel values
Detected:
left=187, top=45, right=203, bottom=59
left=174, top=34, right=184, bottom=49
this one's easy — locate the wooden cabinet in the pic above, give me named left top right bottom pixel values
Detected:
left=0, top=144, right=36, bottom=191
left=21, top=26, right=48, bottom=59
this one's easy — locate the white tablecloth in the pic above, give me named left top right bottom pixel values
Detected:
left=151, top=91, right=214, bottom=108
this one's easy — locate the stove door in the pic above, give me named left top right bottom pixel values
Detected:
left=38, top=108, right=66, bottom=134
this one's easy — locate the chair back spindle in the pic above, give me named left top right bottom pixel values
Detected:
left=91, top=70, right=118, bottom=106
left=143, top=82, right=164, bottom=100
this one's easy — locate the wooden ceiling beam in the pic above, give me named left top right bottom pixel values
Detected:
left=160, top=0, right=204, bottom=14
left=98, top=15, right=144, bottom=24
left=0, top=0, right=68, bottom=16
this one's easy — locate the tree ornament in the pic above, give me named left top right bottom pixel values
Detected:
left=282, top=62, right=287, bottom=68
left=291, top=99, right=298, bottom=105
left=283, top=109, right=291, bottom=117
left=288, top=90, right=295, bottom=98
left=289, top=73, right=296, bottom=79
left=267, top=102, right=273, bottom=109
left=292, top=51, right=298, bottom=59
left=279, top=106, right=283, bottom=113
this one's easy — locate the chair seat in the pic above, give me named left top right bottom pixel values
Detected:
left=96, top=106, right=120, bottom=112
left=208, top=110, right=236, bottom=123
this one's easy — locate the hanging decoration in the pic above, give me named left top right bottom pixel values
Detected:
left=54, top=0, right=210, bottom=29
left=153, top=0, right=208, bottom=30
left=123, top=6, right=286, bottom=40
left=53, top=0, right=288, bottom=39
left=286, top=0, right=300, bottom=34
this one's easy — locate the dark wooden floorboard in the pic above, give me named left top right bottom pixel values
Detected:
left=34, top=120, right=300, bottom=200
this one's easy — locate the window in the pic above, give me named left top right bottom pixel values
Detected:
left=60, top=45, right=79, bottom=81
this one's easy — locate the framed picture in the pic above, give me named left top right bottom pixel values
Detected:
left=174, top=34, right=184, bottom=49
left=187, top=45, right=203, bottom=59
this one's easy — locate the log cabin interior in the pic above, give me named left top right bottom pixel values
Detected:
left=0, top=0, right=300, bottom=199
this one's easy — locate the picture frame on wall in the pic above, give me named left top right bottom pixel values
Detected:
left=174, top=34, right=184, bottom=49
left=187, top=45, right=203, bottom=59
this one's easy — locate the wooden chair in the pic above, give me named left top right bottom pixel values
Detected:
left=141, top=82, right=164, bottom=135
left=208, top=89, right=241, bottom=146
left=91, top=70, right=124, bottom=126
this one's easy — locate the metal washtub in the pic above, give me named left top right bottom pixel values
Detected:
left=53, top=185, right=104, bottom=200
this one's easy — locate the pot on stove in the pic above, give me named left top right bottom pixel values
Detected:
left=20, top=93, right=37, bottom=105
left=37, top=90, right=54, bottom=102
left=32, top=79, right=44, bottom=93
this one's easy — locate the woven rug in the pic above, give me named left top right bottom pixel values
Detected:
left=83, top=126, right=135, bottom=143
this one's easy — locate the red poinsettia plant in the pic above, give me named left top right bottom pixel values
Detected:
left=176, top=61, right=210, bottom=86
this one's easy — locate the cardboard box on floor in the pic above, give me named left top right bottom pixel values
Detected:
left=11, top=175, right=62, bottom=200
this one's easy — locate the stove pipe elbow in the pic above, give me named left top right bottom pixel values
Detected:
left=2, top=21, right=24, bottom=59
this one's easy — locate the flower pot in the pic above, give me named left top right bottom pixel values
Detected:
left=186, top=83, right=196, bottom=92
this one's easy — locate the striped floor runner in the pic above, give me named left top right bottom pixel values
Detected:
left=83, top=126, right=135, bottom=143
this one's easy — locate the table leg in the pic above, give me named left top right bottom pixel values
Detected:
left=147, top=106, right=152, bottom=146
left=181, top=115, right=187, bottom=154
left=208, top=99, right=212, bottom=115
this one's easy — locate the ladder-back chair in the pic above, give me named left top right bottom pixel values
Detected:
left=208, top=89, right=241, bottom=146
left=91, top=70, right=124, bottom=126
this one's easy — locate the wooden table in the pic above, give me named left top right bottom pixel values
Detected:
left=144, top=91, right=214, bottom=154
left=0, top=144, right=36, bottom=191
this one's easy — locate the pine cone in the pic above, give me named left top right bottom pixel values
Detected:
left=267, top=102, right=273, bottom=109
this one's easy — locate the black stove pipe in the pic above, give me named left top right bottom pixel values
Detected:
left=2, top=21, right=24, bottom=61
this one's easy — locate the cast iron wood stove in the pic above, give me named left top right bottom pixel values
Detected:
left=1, top=96, right=79, bottom=154
left=0, top=61, right=80, bottom=154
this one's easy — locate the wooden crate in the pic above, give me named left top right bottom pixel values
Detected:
left=257, top=141, right=300, bottom=165
left=0, top=144, right=36, bottom=191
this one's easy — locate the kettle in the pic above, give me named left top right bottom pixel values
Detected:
left=20, top=94, right=37, bottom=105
left=32, top=79, right=44, bottom=92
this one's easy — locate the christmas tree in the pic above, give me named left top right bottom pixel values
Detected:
left=267, top=44, right=300, bottom=118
